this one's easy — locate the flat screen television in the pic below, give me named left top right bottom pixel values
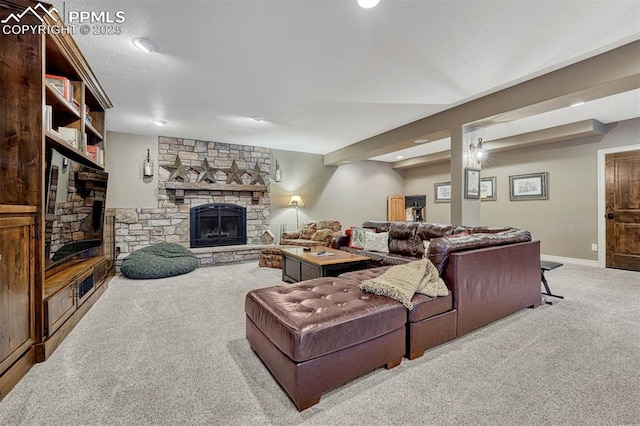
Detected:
left=44, top=147, right=108, bottom=271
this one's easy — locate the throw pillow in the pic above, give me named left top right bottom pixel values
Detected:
left=359, top=260, right=428, bottom=309
left=311, top=229, right=332, bottom=242
left=349, top=226, right=368, bottom=249
left=299, top=222, right=317, bottom=239
left=363, top=231, right=389, bottom=253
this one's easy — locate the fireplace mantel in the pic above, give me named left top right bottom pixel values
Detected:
left=165, top=181, right=268, bottom=202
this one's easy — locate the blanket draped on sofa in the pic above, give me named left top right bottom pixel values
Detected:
left=358, top=259, right=448, bottom=309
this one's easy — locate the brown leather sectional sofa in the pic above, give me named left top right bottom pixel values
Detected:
left=246, top=221, right=541, bottom=411
left=336, top=221, right=533, bottom=273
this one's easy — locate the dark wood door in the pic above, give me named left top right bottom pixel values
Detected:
left=605, top=150, right=640, bottom=271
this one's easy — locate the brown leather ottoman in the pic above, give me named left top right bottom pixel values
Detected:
left=245, top=277, right=406, bottom=411
left=340, top=267, right=457, bottom=360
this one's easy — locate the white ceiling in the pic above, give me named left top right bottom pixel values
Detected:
left=52, top=0, right=640, bottom=160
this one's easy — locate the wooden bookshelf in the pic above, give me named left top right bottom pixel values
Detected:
left=0, top=0, right=113, bottom=399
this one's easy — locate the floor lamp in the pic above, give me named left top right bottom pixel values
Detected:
left=288, top=195, right=304, bottom=228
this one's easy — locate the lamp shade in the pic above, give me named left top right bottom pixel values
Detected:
left=288, top=195, right=304, bottom=207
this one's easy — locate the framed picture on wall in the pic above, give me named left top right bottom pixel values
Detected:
left=481, top=176, right=497, bottom=201
left=464, top=168, right=481, bottom=199
left=434, top=182, right=451, bottom=203
left=509, top=172, right=549, bottom=200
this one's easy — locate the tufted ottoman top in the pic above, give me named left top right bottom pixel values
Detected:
left=245, top=277, right=406, bottom=362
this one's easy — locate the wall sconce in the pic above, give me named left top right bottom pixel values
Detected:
left=288, top=195, right=304, bottom=228
left=469, top=137, right=486, bottom=161
left=143, top=149, right=154, bottom=177
left=274, top=158, right=282, bottom=182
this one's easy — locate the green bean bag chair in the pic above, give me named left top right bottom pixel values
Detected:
left=120, top=243, right=198, bottom=279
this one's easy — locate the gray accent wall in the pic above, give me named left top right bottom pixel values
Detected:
left=403, top=117, right=640, bottom=260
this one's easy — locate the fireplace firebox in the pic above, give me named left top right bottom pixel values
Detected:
left=190, top=203, right=247, bottom=248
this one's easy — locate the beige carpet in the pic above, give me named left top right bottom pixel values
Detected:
left=0, top=262, right=638, bottom=425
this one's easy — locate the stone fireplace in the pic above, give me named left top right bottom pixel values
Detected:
left=114, top=137, right=271, bottom=266
left=190, top=203, right=247, bottom=248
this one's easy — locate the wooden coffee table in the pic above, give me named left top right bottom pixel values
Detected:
left=281, top=246, right=370, bottom=283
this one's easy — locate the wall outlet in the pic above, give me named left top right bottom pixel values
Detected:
left=591, top=243, right=598, bottom=252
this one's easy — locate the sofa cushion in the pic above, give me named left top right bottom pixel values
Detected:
left=415, top=223, right=456, bottom=240
left=245, top=277, right=406, bottom=362
left=361, top=221, right=394, bottom=233
left=363, top=231, right=389, bottom=253
left=311, top=229, right=332, bottom=242
left=299, top=222, right=317, bottom=239
left=280, top=239, right=326, bottom=248
left=281, top=230, right=300, bottom=240
left=388, top=222, right=420, bottom=257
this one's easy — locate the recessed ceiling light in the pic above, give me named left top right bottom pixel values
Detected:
left=396, top=155, right=404, bottom=159
left=132, top=37, right=158, bottom=53
left=358, top=0, right=380, bottom=8
left=152, top=119, right=167, bottom=126
left=251, top=115, right=264, bottom=122
left=414, top=138, right=429, bottom=144
left=571, top=101, right=585, bottom=107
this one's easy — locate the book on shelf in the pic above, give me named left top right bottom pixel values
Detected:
left=57, top=126, right=81, bottom=150
left=45, top=74, right=74, bottom=103
left=86, top=145, right=105, bottom=165
left=85, top=145, right=97, bottom=160
left=43, top=105, right=52, bottom=131
left=84, top=105, right=93, bottom=124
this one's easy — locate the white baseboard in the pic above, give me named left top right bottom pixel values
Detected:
left=541, top=254, right=599, bottom=268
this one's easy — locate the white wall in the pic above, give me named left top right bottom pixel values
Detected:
left=105, top=131, right=158, bottom=208
left=403, top=161, right=452, bottom=224
left=269, top=149, right=404, bottom=238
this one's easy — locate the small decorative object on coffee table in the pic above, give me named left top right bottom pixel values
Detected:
left=281, top=246, right=370, bottom=283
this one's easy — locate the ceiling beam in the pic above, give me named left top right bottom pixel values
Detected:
left=391, top=119, right=608, bottom=170
left=324, top=40, right=640, bottom=166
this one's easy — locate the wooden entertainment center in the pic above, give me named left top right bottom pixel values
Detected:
left=0, top=0, right=113, bottom=399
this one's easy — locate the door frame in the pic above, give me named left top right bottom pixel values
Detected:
left=597, top=144, right=640, bottom=268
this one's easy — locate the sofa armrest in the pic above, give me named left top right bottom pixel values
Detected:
left=324, top=231, right=343, bottom=247
left=332, top=234, right=350, bottom=249
left=445, top=240, right=541, bottom=337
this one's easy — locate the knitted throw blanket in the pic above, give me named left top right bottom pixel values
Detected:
left=358, top=259, right=449, bottom=310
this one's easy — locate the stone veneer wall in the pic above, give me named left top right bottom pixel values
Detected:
left=114, top=137, right=271, bottom=256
